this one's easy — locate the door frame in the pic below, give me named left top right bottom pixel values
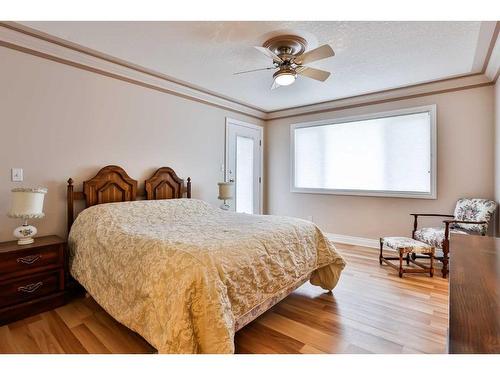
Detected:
left=225, top=117, right=264, bottom=214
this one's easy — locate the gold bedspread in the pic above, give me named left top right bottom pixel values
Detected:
left=68, top=199, right=345, bottom=353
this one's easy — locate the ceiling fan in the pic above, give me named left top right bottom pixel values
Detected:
left=234, top=35, right=335, bottom=89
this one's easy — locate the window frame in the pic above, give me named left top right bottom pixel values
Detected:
left=290, top=105, right=437, bottom=199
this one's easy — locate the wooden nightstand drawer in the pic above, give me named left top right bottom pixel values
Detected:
left=0, top=235, right=67, bottom=324
left=0, top=244, right=62, bottom=278
left=0, top=270, right=62, bottom=308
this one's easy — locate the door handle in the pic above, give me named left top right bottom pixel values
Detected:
left=18, top=282, right=43, bottom=293
left=17, top=254, right=42, bottom=265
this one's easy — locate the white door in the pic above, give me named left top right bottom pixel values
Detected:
left=226, top=119, right=262, bottom=214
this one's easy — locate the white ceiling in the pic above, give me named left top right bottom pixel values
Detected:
left=20, top=21, right=495, bottom=112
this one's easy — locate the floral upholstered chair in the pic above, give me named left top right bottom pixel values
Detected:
left=411, top=198, right=497, bottom=278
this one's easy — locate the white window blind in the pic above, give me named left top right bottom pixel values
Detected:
left=291, top=106, right=436, bottom=198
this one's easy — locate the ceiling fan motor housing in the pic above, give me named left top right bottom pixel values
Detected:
left=263, top=35, right=308, bottom=59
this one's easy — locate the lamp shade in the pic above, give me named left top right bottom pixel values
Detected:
left=217, top=182, right=234, bottom=200
left=8, top=187, right=47, bottom=219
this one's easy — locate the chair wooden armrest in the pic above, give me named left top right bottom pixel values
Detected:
left=443, top=220, right=487, bottom=240
left=410, top=213, right=455, bottom=238
left=410, top=213, right=455, bottom=218
left=442, top=219, right=487, bottom=225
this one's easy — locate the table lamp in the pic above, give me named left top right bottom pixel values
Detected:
left=8, top=187, right=47, bottom=245
left=217, top=182, right=234, bottom=210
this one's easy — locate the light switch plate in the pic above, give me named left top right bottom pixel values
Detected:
left=11, top=168, right=23, bottom=182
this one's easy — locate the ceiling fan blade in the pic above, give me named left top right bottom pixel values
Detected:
left=271, top=80, right=280, bottom=90
left=233, top=66, right=276, bottom=75
left=297, top=66, right=331, bottom=82
left=255, top=46, right=283, bottom=63
left=295, top=44, right=335, bottom=65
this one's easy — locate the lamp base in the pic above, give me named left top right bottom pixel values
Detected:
left=220, top=201, right=231, bottom=211
left=13, top=224, right=37, bottom=245
left=17, top=238, right=34, bottom=245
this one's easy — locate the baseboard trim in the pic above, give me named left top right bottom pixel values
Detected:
left=327, top=233, right=380, bottom=249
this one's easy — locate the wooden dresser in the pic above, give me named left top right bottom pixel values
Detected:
left=0, top=235, right=66, bottom=325
left=449, top=233, right=499, bottom=353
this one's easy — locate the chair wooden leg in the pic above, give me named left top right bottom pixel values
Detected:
left=406, top=253, right=410, bottom=265
left=429, top=252, right=434, bottom=277
left=379, top=238, right=383, bottom=265
left=399, top=251, right=403, bottom=278
left=442, top=240, right=449, bottom=278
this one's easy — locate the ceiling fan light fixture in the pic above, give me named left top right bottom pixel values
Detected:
left=273, top=70, right=296, bottom=86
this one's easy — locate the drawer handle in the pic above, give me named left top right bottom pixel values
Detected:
left=18, top=282, right=43, bottom=293
left=17, top=254, right=42, bottom=265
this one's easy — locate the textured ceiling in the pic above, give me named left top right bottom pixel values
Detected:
left=20, top=21, right=492, bottom=111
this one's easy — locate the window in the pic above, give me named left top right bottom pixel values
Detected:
left=291, top=105, right=436, bottom=198
left=235, top=135, right=255, bottom=214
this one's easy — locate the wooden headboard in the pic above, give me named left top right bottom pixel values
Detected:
left=145, top=167, right=187, bottom=200
left=67, top=165, right=191, bottom=232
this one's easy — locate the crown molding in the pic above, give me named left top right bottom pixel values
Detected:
left=0, top=22, right=268, bottom=120
left=0, top=21, right=498, bottom=122
left=265, top=73, right=493, bottom=120
left=485, top=23, right=500, bottom=82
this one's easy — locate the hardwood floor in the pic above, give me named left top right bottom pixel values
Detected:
left=0, top=243, right=448, bottom=354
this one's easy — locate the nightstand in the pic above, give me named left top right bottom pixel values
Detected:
left=0, top=235, right=66, bottom=325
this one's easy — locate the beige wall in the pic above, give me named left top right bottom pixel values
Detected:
left=495, top=81, right=500, bottom=235
left=265, top=86, right=495, bottom=240
left=0, top=46, right=263, bottom=242
left=495, top=81, right=500, bottom=202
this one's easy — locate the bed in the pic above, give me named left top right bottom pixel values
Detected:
left=67, top=165, right=345, bottom=353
